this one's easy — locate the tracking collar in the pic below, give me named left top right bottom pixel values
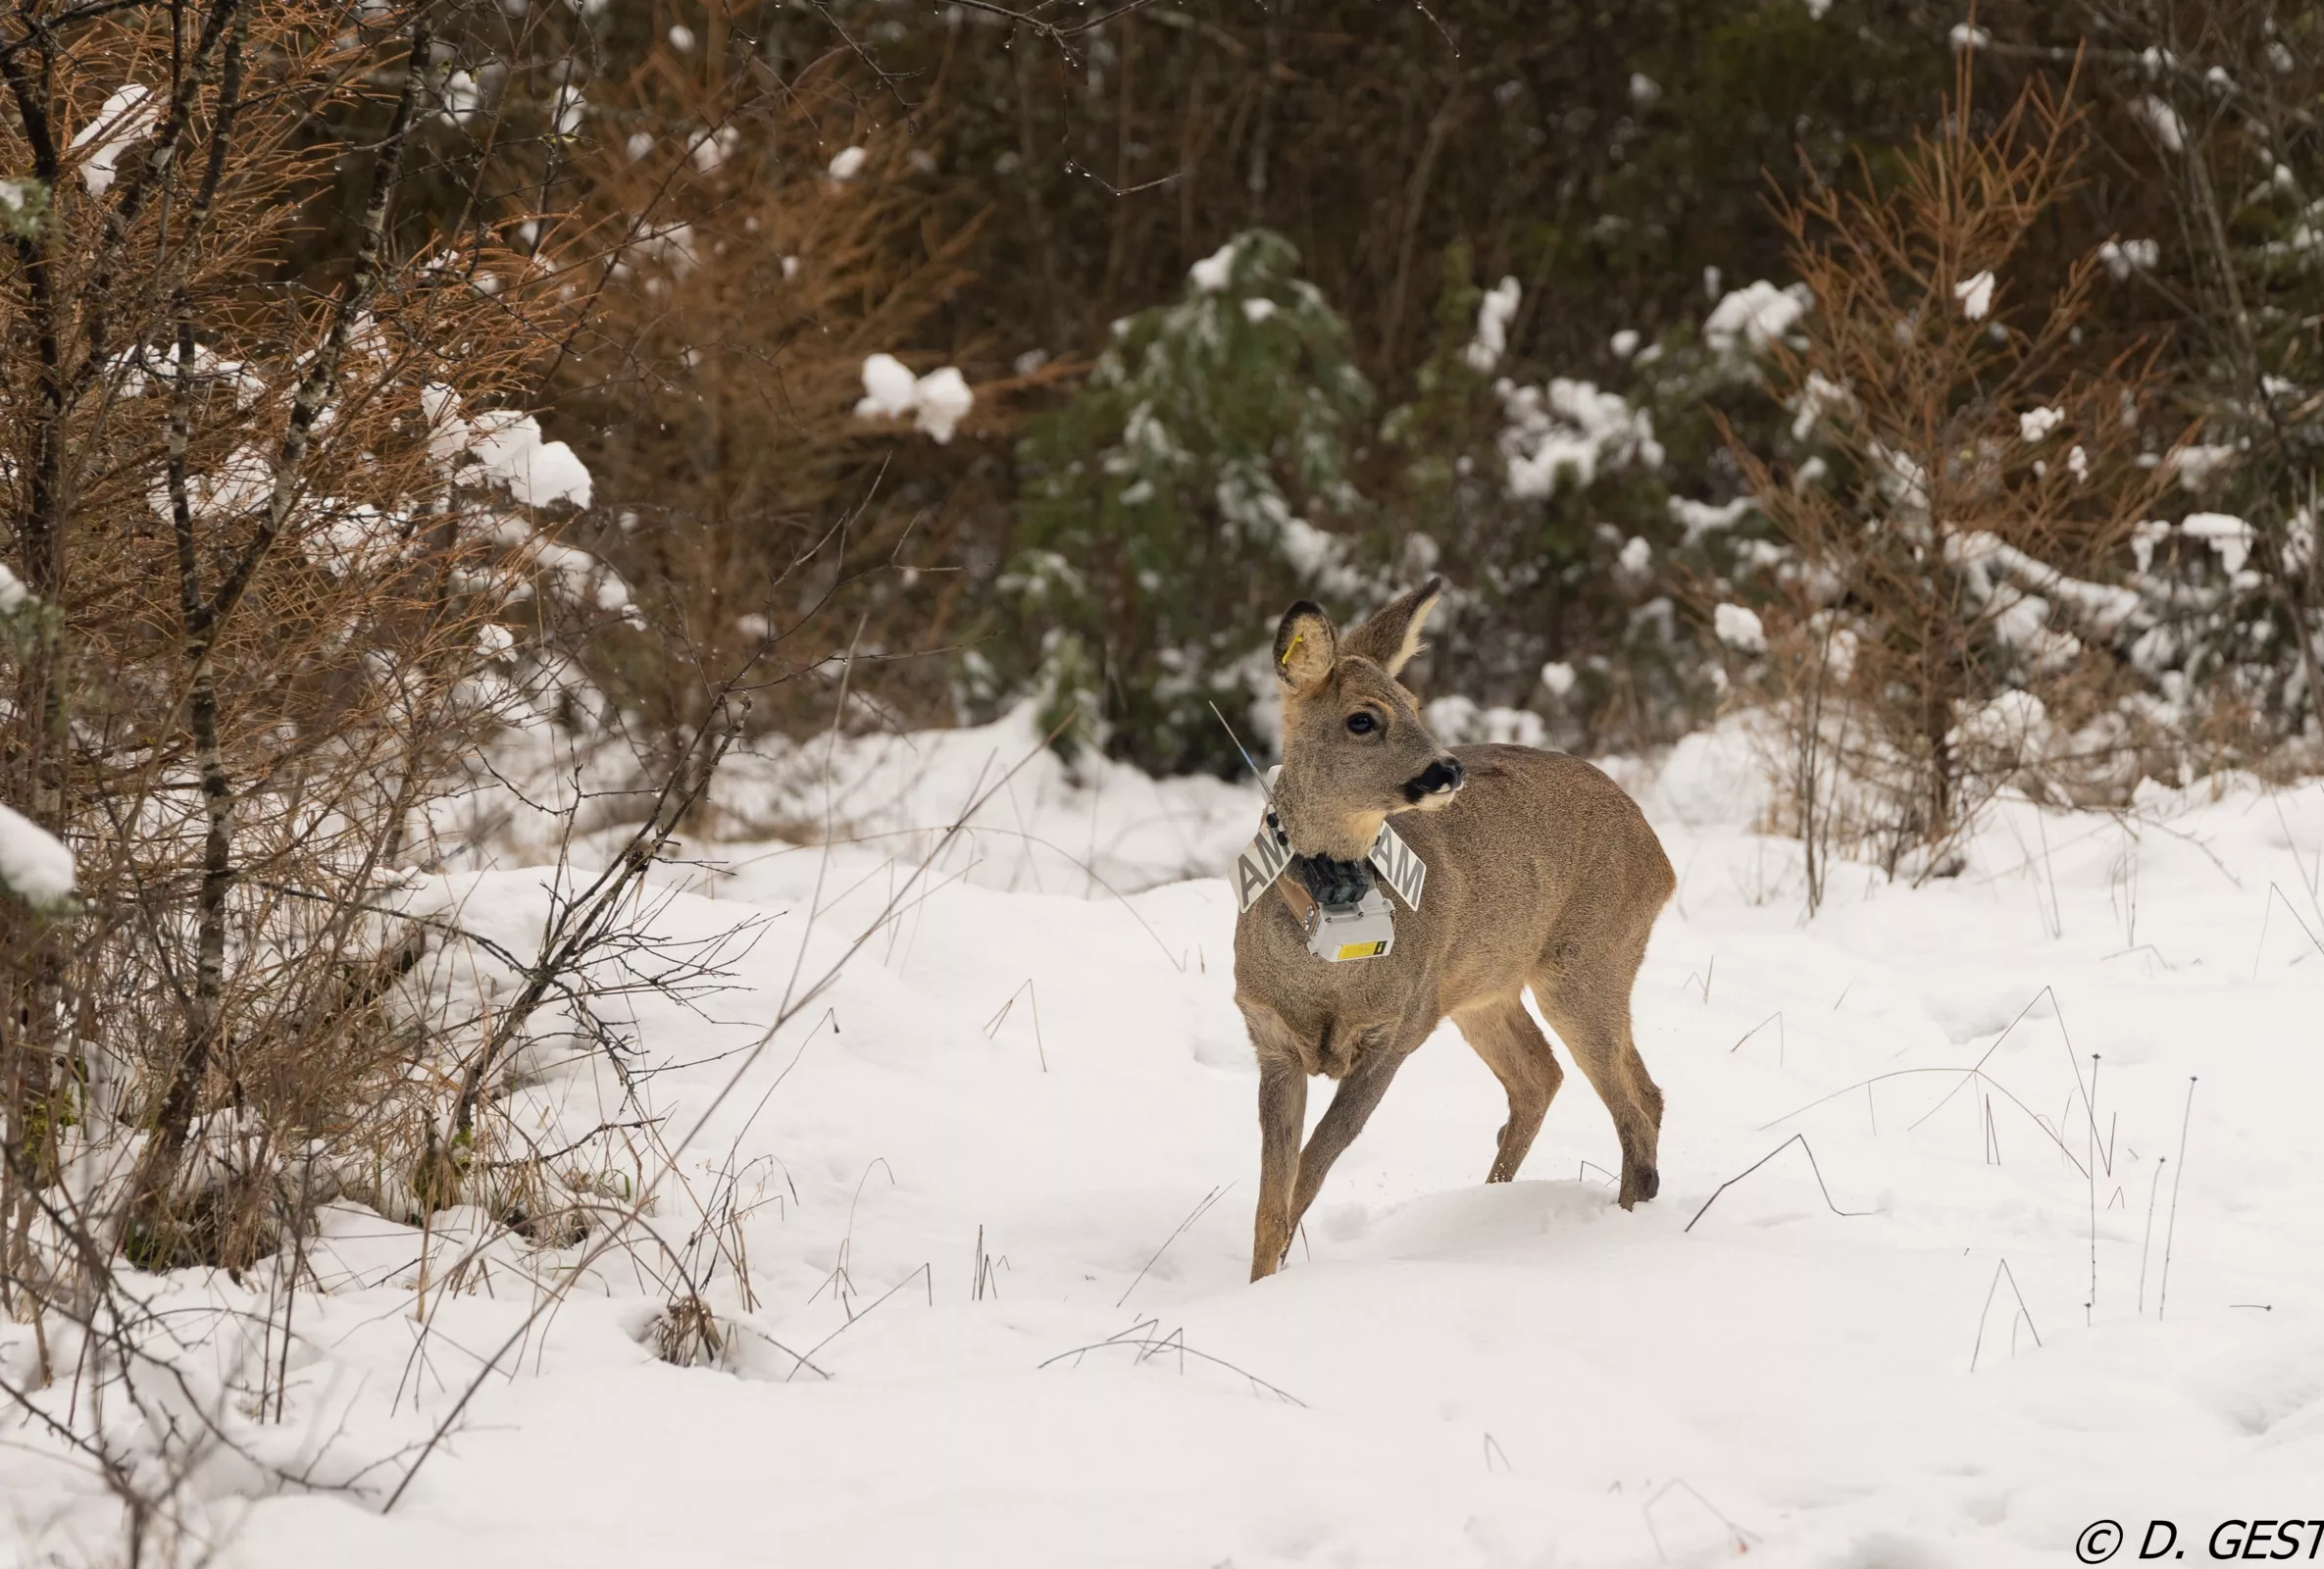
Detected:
left=1232, top=796, right=1429, bottom=963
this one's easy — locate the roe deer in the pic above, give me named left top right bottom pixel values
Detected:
left=1234, top=580, right=1677, bottom=1281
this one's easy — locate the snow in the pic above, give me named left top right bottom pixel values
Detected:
left=827, top=145, right=868, bottom=181
left=1273, top=516, right=1369, bottom=601
left=1426, top=695, right=1546, bottom=748
left=1671, top=493, right=1756, bottom=542
left=854, top=356, right=977, bottom=443
left=636, top=221, right=703, bottom=278
left=422, top=384, right=593, bottom=508
left=1714, top=601, right=1769, bottom=652
left=0, top=560, right=32, bottom=615
left=689, top=126, right=738, bottom=174
left=857, top=351, right=919, bottom=417
left=1702, top=279, right=1810, bottom=358
left=71, top=83, right=156, bottom=196
left=1951, top=687, right=2048, bottom=758
left=2018, top=406, right=2065, bottom=442
left=2134, top=96, right=2188, bottom=155
left=1463, top=277, right=1522, bottom=374
left=911, top=367, right=975, bottom=443
left=0, top=800, right=74, bottom=908
left=1789, top=370, right=1853, bottom=441
left=2098, top=237, right=2159, bottom=279
left=1946, top=530, right=2143, bottom=641
left=2169, top=443, right=2237, bottom=491
left=465, top=412, right=593, bottom=508
left=1188, top=239, right=1238, bottom=292
left=2132, top=518, right=2175, bottom=575
left=1954, top=270, right=1996, bottom=321
left=2182, top=512, right=2255, bottom=575
left=1495, top=378, right=1663, bottom=499
left=148, top=443, right=273, bottom=523
left=1540, top=660, right=1578, bottom=698
left=439, top=70, right=480, bottom=127
left=10, top=711, right=2324, bottom=1567
left=551, top=83, right=584, bottom=138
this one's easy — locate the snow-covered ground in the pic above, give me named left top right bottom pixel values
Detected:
left=10, top=713, right=2324, bottom=1568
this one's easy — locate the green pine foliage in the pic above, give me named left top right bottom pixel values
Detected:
left=1366, top=246, right=1795, bottom=751
left=998, top=229, right=1375, bottom=774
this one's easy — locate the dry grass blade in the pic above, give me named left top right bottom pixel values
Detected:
left=1037, top=1323, right=1305, bottom=1406
left=1682, top=1134, right=1874, bottom=1234
left=1116, top=1183, right=1232, bottom=1307
left=1969, top=1256, right=2044, bottom=1371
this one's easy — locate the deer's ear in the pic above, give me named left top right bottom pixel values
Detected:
left=1273, top=601, right=1339, bottom=696
left=1339, top=578, right=1443, bottom=679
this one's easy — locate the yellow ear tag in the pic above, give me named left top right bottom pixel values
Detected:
left=1279, top=632, right=1304, bottom=668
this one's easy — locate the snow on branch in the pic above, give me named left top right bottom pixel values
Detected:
left=1494, top=378, right=1662, bottom=500
left=0, top=801, right=75, bottom=910
left=855, top=353, right=975, bottom=443
left=1464, top=277, right=1522, bottom=374
left=423, top=382, right=593, bottom=508
left=1703, top=279, right=1810, bottom=358
left=1945, top=529, right=2144, bottom=636
left=71, top=83, right=156, bottom=196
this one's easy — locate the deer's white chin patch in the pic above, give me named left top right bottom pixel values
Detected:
left=1407, top=784, right=1461, bottom=813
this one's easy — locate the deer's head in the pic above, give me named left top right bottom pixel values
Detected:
left=1269, top=579, right=1464, bottom=861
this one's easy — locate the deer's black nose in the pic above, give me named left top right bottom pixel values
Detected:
left=1404, top=756, right=1464, bottom=802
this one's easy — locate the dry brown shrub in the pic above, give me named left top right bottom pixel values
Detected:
left=544, top=37, right=1075, bottom=750
left=1716, top=62, right=2184, bottom=899
left=0, top=0, right=574, bottom=1288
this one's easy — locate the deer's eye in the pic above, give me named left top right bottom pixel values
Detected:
left=1345, top=711, right=1379, bottom=735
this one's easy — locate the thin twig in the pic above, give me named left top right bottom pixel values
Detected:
left=2158, top=1078, right=2196, bottom=1320
left=2137, top=1156, right=2166, bottom=1315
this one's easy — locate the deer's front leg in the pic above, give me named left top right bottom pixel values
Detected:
left=1286, top=1040, right=1409, bottom=1240
left=1251, top=1055, right=1308, bottom=1281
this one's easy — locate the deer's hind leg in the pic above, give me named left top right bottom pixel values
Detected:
left=1534, top=934, right=1663, bottom=1209
left=1453, top=996, right=1564, bottom=1185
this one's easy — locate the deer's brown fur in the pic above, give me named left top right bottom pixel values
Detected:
left=1234, top=581, right=1677, bottom=1281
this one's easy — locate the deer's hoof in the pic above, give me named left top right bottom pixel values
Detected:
left=1619, top=1165, right=1659, bottom=1209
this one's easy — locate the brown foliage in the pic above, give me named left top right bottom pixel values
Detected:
left=1719, top=63, right=2183, bottom=888
left=0, top=0, right=567, bottom=1282
left=546, top=41, right=1068, bottom=743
